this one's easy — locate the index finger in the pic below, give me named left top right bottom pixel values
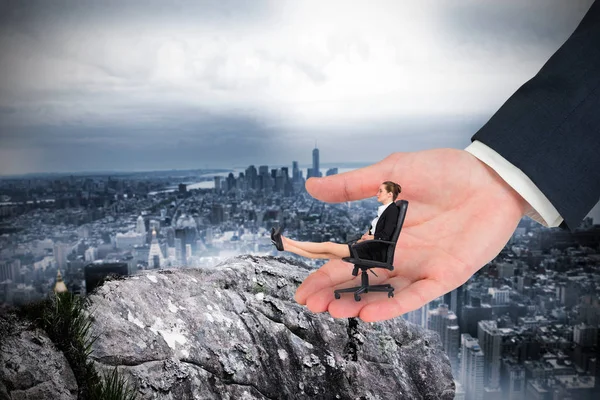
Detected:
left=305, top=156, right=394, bottom=203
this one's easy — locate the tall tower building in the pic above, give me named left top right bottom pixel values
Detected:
left=53, top=243, right=69, bottom=270
left=258, top=165, right=272, bottom=192
left=312, top=145, right=320, bottom=178
left=211, top=204, right=225, bottom=225
left=501, top=358, right=525, bottom=400
left=0, top=262, right=15, bottom=282
left=556, top=280, right=580, bottom=308
left=428, top=304, right=460, bottom=374
left=292, top=161, right=299, bottom=182
left=174, top=238, right=183, bottom=263
left=136, top=215, right=146, bottom=235
left=245, top=165, right=258, bottom=189
left=478, top=320, right=511, bottom=390
left=460, top=334, right=484, bottom=400
left=309, top=143, right=321, bottom=178
left=148, top=229, right=164, bottom=268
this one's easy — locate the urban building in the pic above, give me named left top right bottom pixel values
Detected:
left=460, top=334, right=484, bottom=400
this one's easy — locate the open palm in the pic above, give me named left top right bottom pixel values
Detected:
left=294, top=148, right=529, bottom=322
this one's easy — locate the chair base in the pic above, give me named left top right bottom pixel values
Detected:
left=334, top=269, right=394, bottom=301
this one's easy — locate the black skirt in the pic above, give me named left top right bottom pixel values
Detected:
left=348, top=241, right=387, bottom=262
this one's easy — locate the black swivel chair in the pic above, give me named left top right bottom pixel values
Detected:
left=334, top=200, right=408, bottom=301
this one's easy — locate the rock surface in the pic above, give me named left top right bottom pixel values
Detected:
left=0, top=312, right=78, bottom=400
left=88, top=255, right=455, bottom=399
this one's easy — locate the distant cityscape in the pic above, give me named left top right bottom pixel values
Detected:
left=0, top=145, right=354, bottom=304
left=409, top=217, right=600, bottom=400
left=1, top=146, right=599, bottom=400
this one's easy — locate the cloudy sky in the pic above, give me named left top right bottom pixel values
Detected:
left=0, top=0, right=595, bottom=175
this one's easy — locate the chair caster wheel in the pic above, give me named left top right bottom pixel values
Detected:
left=354, top=294, right=361, bottom=301
left=388, top=292, right=394, bottom=298
left=334, top=292, right=340, bottom=299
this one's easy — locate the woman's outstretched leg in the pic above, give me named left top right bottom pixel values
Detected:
left=282, top=236, right=350, bottom=259
left=283, top=243, right=338, bottom=259
left=283, top=236, right=333, bottom=253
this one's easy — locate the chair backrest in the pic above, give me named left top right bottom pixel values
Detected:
left=385, top=200, right=409, bottom=264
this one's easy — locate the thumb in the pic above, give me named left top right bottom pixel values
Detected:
left=305, top=154, right=399, bottom=203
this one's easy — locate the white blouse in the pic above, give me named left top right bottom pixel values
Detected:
left=369, top=202, right=394, bottom=234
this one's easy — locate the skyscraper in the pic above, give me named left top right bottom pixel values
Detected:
left=478, top=320, right=511, bottom=390
left=174, top=238, right=183, bottom=263
left=175, top=225, right=197, bottom=265
left=211, top=204, right=224, bottom=224
left=148, top=229, right=164, bottom=268
left=53, top=243, right=70, bottom=270
left=292, top=161, right=299, bottom=182
left=258, top=165, right=271, bottom=192
left=226, top=172, right=236, bottom=191
left=428, top=304, right=460, bottom=374
left=500, top=358, right=525, bottom=400
left=136, top=215, right=146, bottom=235
left=245, top=165, right=258, bottom=189
left=185, top=244, right=192, bottom=260
left=0, top=262, right=15, bottom=282
left=460, top=334, right=484, bottom=400
left=312, top=146, right=320, bottom=178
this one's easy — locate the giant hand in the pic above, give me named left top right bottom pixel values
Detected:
left=294, top=149, right=529, bottom=322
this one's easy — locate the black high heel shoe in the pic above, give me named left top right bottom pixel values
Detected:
left=271, top=226, right=284, bottom=251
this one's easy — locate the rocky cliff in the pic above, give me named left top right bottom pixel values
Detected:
left=2, top=255, right=455, bottom=399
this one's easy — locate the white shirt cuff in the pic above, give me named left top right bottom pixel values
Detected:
left=465, top=141, right=564, bottom=228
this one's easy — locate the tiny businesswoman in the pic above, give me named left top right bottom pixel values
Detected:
left=271, top=181, right=401, bottom=261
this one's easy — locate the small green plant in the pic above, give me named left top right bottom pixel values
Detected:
left=18, top=292, right=138, bottom=400
left=90, top=367, right=138, bottom=400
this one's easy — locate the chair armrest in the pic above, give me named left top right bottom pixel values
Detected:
left=349, top=242, right=359, bottom=259
left=372, top=239, right=396, bottom=245
left=352, top=239, right=396, bottom=246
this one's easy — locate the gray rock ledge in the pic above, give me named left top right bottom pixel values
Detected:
left=88, top=255, right=455, bottom=400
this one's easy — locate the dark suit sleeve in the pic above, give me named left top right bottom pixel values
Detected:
left=376, top=206, right=399, bottom=241
left=471, top=1, right=600, bottom=230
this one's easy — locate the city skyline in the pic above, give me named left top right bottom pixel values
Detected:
left=0, top=153, right=354, bottom=177
left=3, top=157, right=600, bottom=225
left=3, top=147, right=600, bottom=224
left=0, top=0, right=596, bottom=175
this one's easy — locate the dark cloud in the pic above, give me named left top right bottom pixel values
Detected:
left=436, top=0, right=595, bottom=55
left=0, top=0, right=271, bottom=29
left=0, top=110, right=283, bottom=173
left=0, top=0, right=594, bottom=174
left=0, top=106, right=16, bottom=115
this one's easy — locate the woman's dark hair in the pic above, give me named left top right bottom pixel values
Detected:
left=382, top=181, right=402, bottom=201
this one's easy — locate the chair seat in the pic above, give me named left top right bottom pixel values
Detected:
left=341, top=257, right=394, bottom=270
